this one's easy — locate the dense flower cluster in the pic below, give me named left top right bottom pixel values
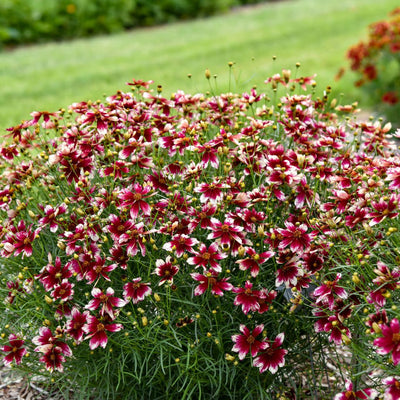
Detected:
left=342, top=7, right=400, bottom=123
left=0, top=73, right=399, bottom=398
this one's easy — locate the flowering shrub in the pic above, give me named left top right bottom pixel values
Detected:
left=342, top=7, right=400, bottom=124
left=0, top=71, right=400, bottom=399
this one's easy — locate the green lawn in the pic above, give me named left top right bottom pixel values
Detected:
left=0, top=0, right=398, bottom=133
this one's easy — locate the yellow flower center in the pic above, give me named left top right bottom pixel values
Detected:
left=246, top=335, right=255, bottom=344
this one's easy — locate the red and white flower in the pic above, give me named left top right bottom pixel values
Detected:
left=187, top=242, right=227, bottom=273
left=374, top=318, right=400, bottom=366
left=333, top=379, right=378, bottom=400
left=123, top=278, right=152, bottom=304
left=194, top=181, right=229, bottom=204
left=85, top=287, right=126, bottom=319
left=277, top=221, right=315, bottom=253
left=382, top=377, right=400, bottom=400
left=190, top=270, right=233, bottom=296
left=163, top=234, right=198, bottom=258
left=83, top=315, right=123, bottom=350
left=0, top=334, right=26, bottom=366
left=236, top=247, right=274, bottom=278
left=313, top=273, right=348, bottom=310
left=233, top=281, right=264, bottom=314
left=231, top=324, right=266, bottom=360
left=66, top=308, right=89, bottom=343
left=118, top=183, right=153, bottom=219
left=253, top=333, right=287, bottom=374
left=154, top=256, right=179, bottom=285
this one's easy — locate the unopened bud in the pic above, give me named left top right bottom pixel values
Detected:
left=341, top=334, right=351, bottom=345
left=372, top=322, right=381, bottom=334
left=282, top=69, right=291, bottom=83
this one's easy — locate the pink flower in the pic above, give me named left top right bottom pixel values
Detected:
left=79, top=104, right=113, bottom=134
left=163, top=234, right=198, bottom=258
left=66, top=308, right=89, bottom=342
left=154, top=256, right=179, bottom=285
left=83, top=315, right=123, bottom=350
left=123, top=278, right=152, bottom=304
left=382, top=377, right=400, bottom=400
left=207, top=218, right=245, bottom=255
left=374, top=318, right=400, bottom=366
left=37, top=255, right=72, bottom=291
left=367, top=262, right=400, bottom=306
left=313, top=273, right=348, bottom=310
left=233, top=281, right=264, bottom=314
left=257, top=289, right=277, bottom=314
left=85, top=287, right=126, bottom=319
left=386, top=166, right=400, bottom=190
left=187, top=204, right=217, bottom=231
left=275, top=256, right=303, bottom=287
left=107, top=214, right=135, bottom=239
left=100, top=160, right=129, bottom=179
left=294, top=176, right=318, bottom=209
left=190, top=271, right=233, bottom=296
left=231, top=324, right=267, bottom=360
left=1, top=220, right=40, bottom=258
left=146, top=170, right=171, bottom=194
left=333, top=379, right=378, bottom=400
left=38, top=203, right=67, bottom=233
left=277, top=221, right=315, bottom=253
left=345, top=207, right=369, bottom=228
left=51, top=279, right=74, bottom=302
left=236, top=247, right=274, bottom=278
left=118, top=183, right=153, bottom=219
left=52, top=144, right=93, bottom=184
left=253, top=333, right=287, bottom=374
left=32, top=326, right=72, bottom=357
left=314, top=310, right=351, bottom=345
left=195, top=141, right=220, bottom=168
left=187, top=242, right=227, bottom=273
left=85, top=257, right=117, bottom=284
left=0, top=334, right=26, bottom=366
left=368, top=195, right=399, bottom=226
left=118, top=221, right=149, bottom=257
left=39, top=346, right=66, bottom=373
left=194, top=180, right=228, bottom=204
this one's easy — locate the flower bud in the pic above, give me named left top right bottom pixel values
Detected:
left=341, top=334, right=351, bottom=345
left=282, top=69, right=291, bottom=83
left=372, top=322, right=381, bottom=334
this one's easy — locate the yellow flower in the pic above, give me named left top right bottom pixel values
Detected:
left=66, top=3, right=77, bottom=14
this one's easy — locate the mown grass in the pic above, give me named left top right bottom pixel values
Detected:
left=0, top=0, right=398, bottom=133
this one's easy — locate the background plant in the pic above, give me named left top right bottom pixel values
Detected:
left=1, top=0, right=398, bottom=135
left=342, top=7, right=400, bottom=125
left=0, top=0, right=271, bottom=49
left=0, top=69, right=399, bottom=399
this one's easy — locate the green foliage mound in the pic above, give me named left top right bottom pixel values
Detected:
left=0, top=0, right=269, bottom=48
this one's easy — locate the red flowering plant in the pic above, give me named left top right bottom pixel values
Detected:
left=0, top=69, right=400, bottom=399
left=341, top=7, right=400, bottom=125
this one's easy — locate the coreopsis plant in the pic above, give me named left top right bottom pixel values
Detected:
left=341, top=7, right=400, bottom=125
left=0, top=69, right=400, bottom=399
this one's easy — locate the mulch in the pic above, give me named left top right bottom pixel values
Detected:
left=0, top=363, right=63, bottom=400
